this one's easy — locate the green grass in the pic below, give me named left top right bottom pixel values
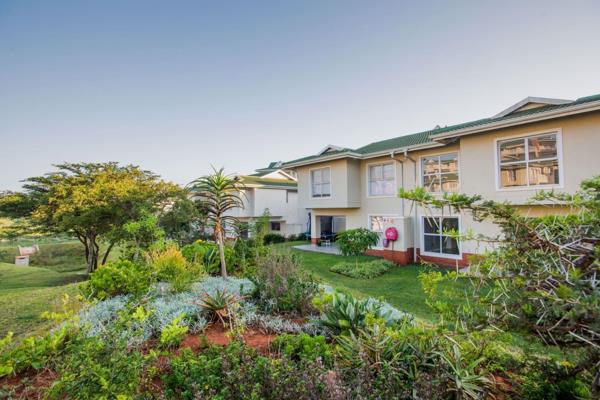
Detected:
left=274, top=241, right=448, bottom=322
left=0, top=239, right=116, bottom=340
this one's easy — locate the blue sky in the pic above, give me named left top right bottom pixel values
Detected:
left=1, top=0, right=600, bottom=190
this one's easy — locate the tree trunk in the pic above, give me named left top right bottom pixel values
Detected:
left=216, top=223, right=228, bottom=278
left=101, top=242, right=115, bottom=265
left=85, top=235, right=99, bottom=274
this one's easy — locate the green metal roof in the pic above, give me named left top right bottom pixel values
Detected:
left=283, top=93, right=600, bottom=166
left=238, top=175, right=297, bottom=188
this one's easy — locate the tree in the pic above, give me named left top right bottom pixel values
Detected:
left=188, top=167, right=245, bottom=277
left=0, top=163, right=179, bottom=273
left=158, top=194, right=205, bottom=246
left=336, top=228, right=380, bottom=267
left=399, top=178, right=600, bottom=388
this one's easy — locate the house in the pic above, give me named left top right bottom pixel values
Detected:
left=229, top=162, right=309, bottom=238
left=283, top=93, right=600, bottom=266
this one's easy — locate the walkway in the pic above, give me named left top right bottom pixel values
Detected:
left=292, top=243, right=342, bottom=255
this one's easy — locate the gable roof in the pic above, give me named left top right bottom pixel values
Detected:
left=283, top=92, right=600, bottom=168
left=492, top=96, right=573, bottom=118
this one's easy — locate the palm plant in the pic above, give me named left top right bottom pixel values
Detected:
left=188, top=167, right=245, bottom=277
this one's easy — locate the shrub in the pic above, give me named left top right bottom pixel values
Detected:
left=271, top=333, right=333, bottom=366
left=162, top=342, right=331, bottom=400
left=181, top=240, right=235, bottom=275
left=81, top=260, right=151, bottom=300
left=264, top=233, right=285, bottom=245
left=335, top=228, right=379, bottom=266
left=314, top=291, right=409, bottom=335
left=251, top=253, right=319, bottom=316
left=148, top=244, right=204, bottom=292
left=330, top=259, right=393, bottom=279
left=159, top=314, right=189, bottom=348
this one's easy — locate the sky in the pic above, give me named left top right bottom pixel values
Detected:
left=1, top=0, right=600, bottom=190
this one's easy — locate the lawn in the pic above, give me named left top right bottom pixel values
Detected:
left=274, top=241, right=449, bottom=322
left=0, top=239, right=116, bottom=339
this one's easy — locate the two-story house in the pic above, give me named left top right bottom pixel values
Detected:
left=230, top=162, right=309, bottom=238
left=283, top=93, right=600, bottom=266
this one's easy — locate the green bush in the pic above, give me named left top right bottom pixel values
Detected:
left=314, top=291, right=397, bottom=335
left=81, top=260, right=151, bottom=300
left=148, top=244, right=204, bottom=292
left=159, top=315, right=189, bottom=348
left=330, top=259, right=393, bottom=279
left=182, top=240, right=235, bottom=275
left=251, top=253, right=318, bottom=316
left=162, top=342, right=330, bottom=400
left=263, top=233, right=285, bottom=245
left=271, top=333, right=333, bottom=366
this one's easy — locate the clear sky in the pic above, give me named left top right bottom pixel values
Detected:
left=1, top=0, right=600, bottom=190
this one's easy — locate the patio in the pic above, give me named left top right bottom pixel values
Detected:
left=293, top=243, right=342, bottom=255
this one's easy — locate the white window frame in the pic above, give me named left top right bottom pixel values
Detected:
left=419, top=152, right=460, bottom=193
left=368, top=214, right=401, bottom=249
left=309, top=166, right=332, bottom=199
left=420, top=215, right=462, bottom=260
left=494, top=128, right=564, bottom=191
left=366, top=161, right=397, bottom=198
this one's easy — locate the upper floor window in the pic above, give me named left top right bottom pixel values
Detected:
left=310, top=167, right=331, bottom=198
left=421, top=153, right=459, bottom=193
left=368, top=162, right=395, bottom=196
left=497, top=132, right=560, bottom=188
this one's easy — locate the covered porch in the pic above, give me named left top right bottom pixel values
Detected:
left=309, top=213, right=347, bottom=245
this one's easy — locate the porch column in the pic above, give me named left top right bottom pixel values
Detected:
left=310, top=213, right=320, bottom=244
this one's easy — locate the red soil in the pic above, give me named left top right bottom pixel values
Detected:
left=0, top=369, right=57, bottom=399
left=179, top=322, right=276, bottom=355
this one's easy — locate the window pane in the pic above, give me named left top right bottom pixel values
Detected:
left=500, top=163, right=527, bottom=187
left=529, top=159, right=559, bottom=186
left=442, top=217, right=459, bottom=232
left=528, top=134, right=557, bottom=160
left=370, top=165, right=382, bottom=180
left=312, top=170, right=321, bottom=184
left=422, top=156, right=440, bottom=175
left=321, top=183, right=331, bottom=196
left=440, top=154, right=458, bottom=173
left=381, top=180, right=395, bottom=196
left=370, top=216, right=384, bottom=231
left=370, top=181, right=382, bottom=196
left=382, top=163, right=394, bottom=180
left=440, top=173, right=459, bottom=192
left=424, top=234, right=441, bottom=253
left=423, top=175, right=441, bottom=192
left=424, top=217, right=439, bottom=234
left=499, top=139, right=525, bottom=163
left=442, top=236, right=460, bottom=255
left=321, top=168, right=330, bottom=183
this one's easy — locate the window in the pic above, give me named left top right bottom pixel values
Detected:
left=310, top=167, right=331, bottom=198
left=369, top=215, right=401, bottom=248
left=270, top=222, right=281, bottom=231
left=497, top=132, right=560, bottom=188
left=421, top=153, right=459, bottom=193
left=368, top=162, right=395, bottom=196
left=422, top=216, right=460, bottom=257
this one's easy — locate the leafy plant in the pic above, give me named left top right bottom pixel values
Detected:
left=330, top=259, right=393, bottom=279
left=314, top=291, right=397, bottom=335
left=264, top=233, right=285, bottom=245
left=251, top=253, right=318, bottom=316
left=159, top=314, right=189, bottom=348
left=181, top=240, right=235, bottom=275
left=188, top=167, right=246, bottom=277
left=81, top=259, right=151, bottom=300
left=271, top=333, right=333, bottom=366
left=148, top=243, right=204, bottom=292
left=437, top=344, right=492, bottom=400
left=335, top=228, right=380, bottom=267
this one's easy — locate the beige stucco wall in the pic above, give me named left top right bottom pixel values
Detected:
left=299, top=111, right=600, bottom=260
left=296, top=158, right=361, bottom=209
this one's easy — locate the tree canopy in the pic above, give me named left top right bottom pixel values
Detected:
left=0, top=162, right=180, bottom=273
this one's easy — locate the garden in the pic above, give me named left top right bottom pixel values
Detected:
left=0, top=164, right=597, bottom=399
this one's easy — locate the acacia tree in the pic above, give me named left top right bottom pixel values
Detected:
left=188, top=167, right=245, bottom=277
left=0, top=162, right=179, bottom=273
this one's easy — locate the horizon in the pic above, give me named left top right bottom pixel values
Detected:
left=2, top=0, right=600, bottom=190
